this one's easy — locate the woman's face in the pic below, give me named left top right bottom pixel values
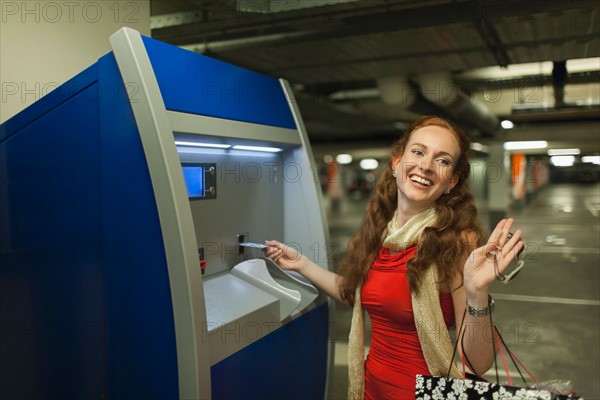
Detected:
left=392, top=125, right=461, bottom=209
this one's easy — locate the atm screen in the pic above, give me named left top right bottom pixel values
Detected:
left=181, top=163, right=216, bottom=200
left=183, top=165, right=205, bottom=198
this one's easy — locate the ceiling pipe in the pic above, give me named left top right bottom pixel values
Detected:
left=375, top=76, right=457, bottom=123
left=327, top=77, right=460, bottom=131
left=416, top=72, right=501, bottom=137
left=327, top=76, right=419, bottom=106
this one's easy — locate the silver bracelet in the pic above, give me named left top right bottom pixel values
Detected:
left=467, top=295, right=495, bottom=317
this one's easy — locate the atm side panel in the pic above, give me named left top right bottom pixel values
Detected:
left=0, top=85, right=107, bottom=399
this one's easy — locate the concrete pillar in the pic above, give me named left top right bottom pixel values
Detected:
left=487, top=142, right=510, bottom=230
left=1, top=0, right=151, bottom=123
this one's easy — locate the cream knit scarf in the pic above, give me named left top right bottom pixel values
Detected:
left=347, top=207, right=461, bottom=399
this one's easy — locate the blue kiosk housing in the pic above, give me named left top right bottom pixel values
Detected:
left=0, top=28, right=333, bottom=399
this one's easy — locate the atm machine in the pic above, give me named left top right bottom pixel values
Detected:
left=0, top=28, right=333, bottom=399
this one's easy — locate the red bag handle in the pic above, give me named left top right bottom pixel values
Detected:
left=451, top=302, right=538, bottom=387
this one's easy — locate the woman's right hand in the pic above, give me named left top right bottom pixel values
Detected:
left=266, top=240, right=345, bottom=304
left=264, top=240, right=307, bottom=273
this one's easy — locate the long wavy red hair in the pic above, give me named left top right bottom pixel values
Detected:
left=336, top=116, right=484, bottom=304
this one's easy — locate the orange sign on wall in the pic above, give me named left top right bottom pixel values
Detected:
left=511, top=153, right=526, bottom=200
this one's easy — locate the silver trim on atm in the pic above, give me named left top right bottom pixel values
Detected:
left=109, top=27, right=212, bottom=399
left=279, top=78, right=336, bottom=400
left=168, top=110, right=302, bottom=145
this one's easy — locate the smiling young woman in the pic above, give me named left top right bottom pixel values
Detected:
left=265, top=115, right=524, bottom=400
left=337, top=116, right=478, bottom=302
left=392, top=124, right=461, bottom=222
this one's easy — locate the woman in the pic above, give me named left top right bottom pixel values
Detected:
left=265, top=116, right=524, bottom=400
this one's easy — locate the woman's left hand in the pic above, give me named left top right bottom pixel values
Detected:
left=463, top=218, right=524, bottom=302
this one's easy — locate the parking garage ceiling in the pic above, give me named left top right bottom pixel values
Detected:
left=149, top=0, right=600, bottom=156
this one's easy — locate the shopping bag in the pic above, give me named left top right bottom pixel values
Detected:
left=415, top=374, right=582, bottom=400
left=415, top=302, right=583, bottom=400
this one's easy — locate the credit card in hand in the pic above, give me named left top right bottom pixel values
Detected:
left=239, top=242, right=267, bottom=249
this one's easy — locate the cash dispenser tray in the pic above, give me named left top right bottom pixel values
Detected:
left=203, top=259, right=320, bottom=365
left=261, top=257, right=320, bottom=315
left=230, top=258, right=319, bottom=320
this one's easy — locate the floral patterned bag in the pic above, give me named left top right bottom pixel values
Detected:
left=415, top=308, right=583, bottom=400
left=415, top=374, right=582, bottom=400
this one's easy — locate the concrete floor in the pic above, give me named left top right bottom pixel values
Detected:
left=324, top=183, right=600, bottom=400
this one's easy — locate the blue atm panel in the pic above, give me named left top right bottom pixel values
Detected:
left=142, top=36, right=297, bottom=130
left=211, top=302, right=329, bottom=400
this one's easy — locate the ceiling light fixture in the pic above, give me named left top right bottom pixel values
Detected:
left=550, top=155, right=576, bottom=167
left=470, top=142, right=489, bottom=153
left=360, top=159, right=379, bottom=170
left=547, top=148, right=581, bottom=156
left=336, top=154, right=353, bottom=164
left=582, top=156, right=600, bottom=165
left=503, top=141, right=548, bottom=151
left=501, top=120, right=515, bottom=129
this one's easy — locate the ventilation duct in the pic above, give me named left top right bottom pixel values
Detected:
left=376, top=76, right=417, bottom=108
left=417, top=72, right=500, bottom=136
left=236, top=0, right=360, bottom=13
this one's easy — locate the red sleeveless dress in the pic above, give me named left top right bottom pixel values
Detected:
left=361, top=246, right=455, bottom=400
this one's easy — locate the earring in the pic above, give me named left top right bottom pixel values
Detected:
left=444, top=188, right=451, bottom=195
left=392, top=170, right=397, bottom=178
